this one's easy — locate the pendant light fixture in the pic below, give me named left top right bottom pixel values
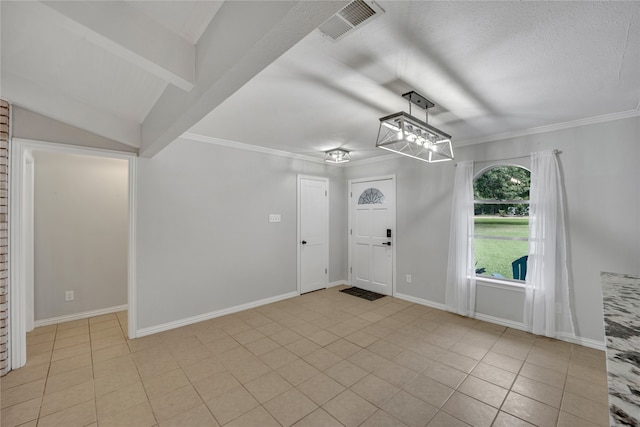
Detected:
left=376, top=91, right=454, bottom=163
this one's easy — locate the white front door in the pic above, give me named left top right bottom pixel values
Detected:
left=298, top=176, right=329, bottom=294
left=350, top=177, right=395, bottom=295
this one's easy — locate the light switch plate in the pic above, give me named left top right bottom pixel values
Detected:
left=269, top=214, right=281, bottom=223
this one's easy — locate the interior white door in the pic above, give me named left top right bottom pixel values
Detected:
left=350, top=178, right=395, bottom=295
left=299, top=176, right=328, bottom=294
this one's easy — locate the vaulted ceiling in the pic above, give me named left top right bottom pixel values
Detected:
left=2, top=1, right=639, bottom=161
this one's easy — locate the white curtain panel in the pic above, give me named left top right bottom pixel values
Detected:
left=445, top=161, right=476, bottom=316
left=524, top=151, right=575, bottom=338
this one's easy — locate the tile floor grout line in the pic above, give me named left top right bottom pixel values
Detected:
left=493, top=326, right=531, bottom=426
left=4, top=287, right=611, bottom=427
left=34, top=322, right=56, bottom=423
left=88, top=315, right=98, bottom=426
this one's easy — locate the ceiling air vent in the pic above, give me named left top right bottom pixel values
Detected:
left=318, top=0, right=384, bottom=42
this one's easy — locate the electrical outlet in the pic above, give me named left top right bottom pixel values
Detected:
left=406, top=274, right=412, bottom=283
left=65, top=291, right=74, bottom=301
left=268, top=214, right=281, bottom=223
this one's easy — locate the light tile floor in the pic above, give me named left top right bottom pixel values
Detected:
left=1, top=286, right=610, bottom=426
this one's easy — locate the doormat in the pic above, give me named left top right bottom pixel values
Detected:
left=340, top=287, right=386, bottom=301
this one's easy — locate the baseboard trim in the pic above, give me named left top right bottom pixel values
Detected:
left=555, top=333, right=606, bottom=351
left=328, top=281, right=348, bottom=288
left=34, top=304, right=128, bottom=327
left=474, top=313, right=527, bottom=331
left=135, top=291, right=299, bottom=338
left=395, top=293, right=448, bottom=311
left=394, top=293, right=606, bottom=350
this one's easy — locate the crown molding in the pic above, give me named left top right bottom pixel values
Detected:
left=344, top=153, right=399, bottom=167
left=454, top=108, right=640, bottom=147
left=182, top=107, right=640, bottom=166
left=180, top=132, right=399, bottom=167
left=179, top=132, right=326, bottom=164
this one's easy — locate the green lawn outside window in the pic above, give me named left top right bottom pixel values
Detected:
left=474, top=217, right=529, bottom=279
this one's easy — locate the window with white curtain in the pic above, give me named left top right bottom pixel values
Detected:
left=447, top=152, right=574, bottom=338
left=473, top=165, right=530, bottom=282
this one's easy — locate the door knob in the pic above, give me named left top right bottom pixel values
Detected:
left=301, top=240, right=307, bottom=245
left=382, top=242, right=391, bottom=246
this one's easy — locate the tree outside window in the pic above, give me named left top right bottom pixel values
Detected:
left=474, top=166, right=530, bottom=281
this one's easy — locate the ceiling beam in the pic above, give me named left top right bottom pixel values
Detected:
left=40, top=1, right=195, bottom=92
left=139, top=0, right=348, bottom=158
left=2, top=71, right=141, bottom=148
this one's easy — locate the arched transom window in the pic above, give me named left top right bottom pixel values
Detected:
left=358, top=188, right=385, bottom=205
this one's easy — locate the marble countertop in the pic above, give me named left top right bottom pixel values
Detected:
left=601, top=271, right=640, bottom=426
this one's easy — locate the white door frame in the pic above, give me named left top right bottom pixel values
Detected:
left=348, top=175, right=397, bottom=296
left=297, top=175, right=329, bottom=295
left=9, top=138, right=137, bottom=370
left=23, top=150, right=34, bottom=333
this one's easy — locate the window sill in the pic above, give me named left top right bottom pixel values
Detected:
left=474, top=276, right=525, bottom=291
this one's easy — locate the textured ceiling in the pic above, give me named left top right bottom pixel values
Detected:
left=1, top=1, right=638, bottom=160
left=188, top=1, right=640, bottom=161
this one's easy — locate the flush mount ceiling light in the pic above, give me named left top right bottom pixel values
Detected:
left=376, top=91, right=454, bottom=163
left=325, top=148, right=351, bottom=164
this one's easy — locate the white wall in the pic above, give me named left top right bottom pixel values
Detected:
left=134, top=116, right=638, bottom=344
left=33, top=151, right=129, bottom=320
left=345, top=116, right=640, bottom=344
left=135, top=139, right=346, bottom=330
left=13, top=107, right=138, bottom=154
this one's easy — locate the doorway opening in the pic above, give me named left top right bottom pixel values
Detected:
left=9, top=139, right=137, bottom=370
